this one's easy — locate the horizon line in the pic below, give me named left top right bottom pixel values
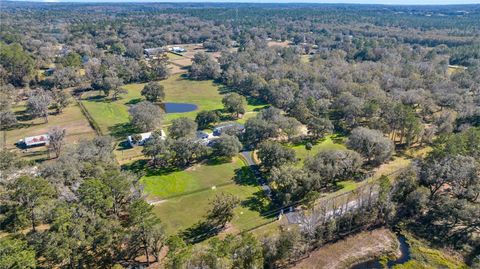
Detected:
left=3, top=0, right=480, bottom=5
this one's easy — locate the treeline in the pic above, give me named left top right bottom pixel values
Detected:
left=0, top=137, right=169, bottom=268
left=212, top=41, right=479, bottom=138
left=392, top=128, right=480, bottom=265
left=1, top=2, right=479, bottom=89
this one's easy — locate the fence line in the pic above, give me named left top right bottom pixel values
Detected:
left=75, top=98, right=103, bottom=136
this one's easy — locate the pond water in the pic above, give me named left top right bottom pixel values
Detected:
left=162, top=102, right=198, bottom=113
left=350, top=234, right=411, bottom=269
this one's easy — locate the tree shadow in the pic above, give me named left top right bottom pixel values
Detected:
left=108, top=123, right=136, bottom=140
left=219, top=113, right=235, bottom=121
left=121, top=159, right=149, bottom=174
left=205, top=157, right=231, bottom=166
left=84, top=94, right=109, bottom=102
left=218, top=85, right=232, bottom=95
left=117, top=140, right=132, bottom=151
left=121, top=158, right=179, bottom=177
left=125, top=98, right=142, bottom=106
left=14, top=110, right=35, bottom=122
left=233, top=167, right=258, bottom=186
left=289, top=136, right=327, bottom=147
left=246, top=96, right=269, bottom=108
left=181, top=221, right=220, bottom=244
left=8, top=122, right=42, bottom=130
left=241, top=190, right=274, bottom=215
left=331, top=136, right=345, bottom=144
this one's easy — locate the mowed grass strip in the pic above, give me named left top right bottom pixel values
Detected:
left=153, top=183, right=272, bottom=235
left=141, top=157, right=244, bottom=199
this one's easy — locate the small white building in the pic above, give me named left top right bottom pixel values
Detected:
left=128, top=130, right=165, bottom=147
left=169, top=46, right=186, bottom=53
left=22, top=134, right=50, bottom=147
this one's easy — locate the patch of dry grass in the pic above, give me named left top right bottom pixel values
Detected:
left=293, top=228, right=398, bottom=269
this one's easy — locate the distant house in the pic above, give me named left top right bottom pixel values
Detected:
left=22, top=134, right=50, bottom=147
left=144, top=47, right=166, bottom=58
left=196, top=131, right=209, bottom=140
left=213, top=123, right=245, bottom=136
left=169, top=46, right=186, bottom=53
left=195, top=131, right=212, bottom=146
left=128, top=130, right=165, bottom=147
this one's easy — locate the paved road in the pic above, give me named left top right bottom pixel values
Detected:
left=240, top=150, right=271, bottom=196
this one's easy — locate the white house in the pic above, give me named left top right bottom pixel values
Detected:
left=128, top=130, right=165, bottom=147
left=22, top=134, right=50, bottom=147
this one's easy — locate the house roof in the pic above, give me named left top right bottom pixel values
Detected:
left=24, top=134, right=49, bottom=146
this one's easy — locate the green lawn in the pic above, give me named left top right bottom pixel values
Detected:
left=141, top=157, right=245, bottom=199
left=289, top=135, right=346, bottom=163
left=81, top=74, right=225, bottom=136
left=152, top=183, right=272, bottom=235
left=148, top=155, right=274, bottom=235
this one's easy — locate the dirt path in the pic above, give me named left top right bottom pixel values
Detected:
left=292, top=228, right=398, bottom=269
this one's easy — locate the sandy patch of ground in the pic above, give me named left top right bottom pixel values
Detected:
left=169, top=57, right=193, bottom=67
left=292, top=228, right=398, bottom=269
left=268, top=40, right=291, bottom=48
left=168, top=63, right=187, bottom=74
left=217, top=223, right=240, bottom=239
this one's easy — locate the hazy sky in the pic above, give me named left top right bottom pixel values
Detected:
left=26, top=0, right=480, bottom=4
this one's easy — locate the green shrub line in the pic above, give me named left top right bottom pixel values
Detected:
left=169, top=51, right=185, bottom=57
left=76, top=98, right=103, bottom=136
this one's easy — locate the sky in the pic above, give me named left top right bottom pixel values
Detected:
left=16, top=0, right=480, bottom=4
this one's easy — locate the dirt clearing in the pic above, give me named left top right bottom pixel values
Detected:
left=292, top=228, right=398, bottom=269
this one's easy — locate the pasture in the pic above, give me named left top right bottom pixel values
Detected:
left=152, top=183, right=272, bottom=235
left=2, top=101, right=96, bottom=161
left=140, top=155, right=274, bottom=235
left=81, top=73, right=267, bottom=163
left=81, top=74, right=225, bottom=137
left=140, top=157, right=245, bottom=199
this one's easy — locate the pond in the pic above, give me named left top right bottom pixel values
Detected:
left=162, top=102, right=198, bottom=113
left=350, top=234, right=411, bottom=269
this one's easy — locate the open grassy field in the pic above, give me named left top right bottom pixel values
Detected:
left=152, top=182, right=272, bottom=235
left=81, top=74, right=225, bottom=137
left=289, top=135, right=347, bottom=163
left=81, top=73, right=268, bottom=162
left=141, top=157, right=245, bottom=199
left=3, top=101, right=97, bottom=161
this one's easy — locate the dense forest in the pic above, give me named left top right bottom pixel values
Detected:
left=1, top=2, right=479, bottom=269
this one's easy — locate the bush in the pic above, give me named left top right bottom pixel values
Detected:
left=305, top=142, right=313, bottom=151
